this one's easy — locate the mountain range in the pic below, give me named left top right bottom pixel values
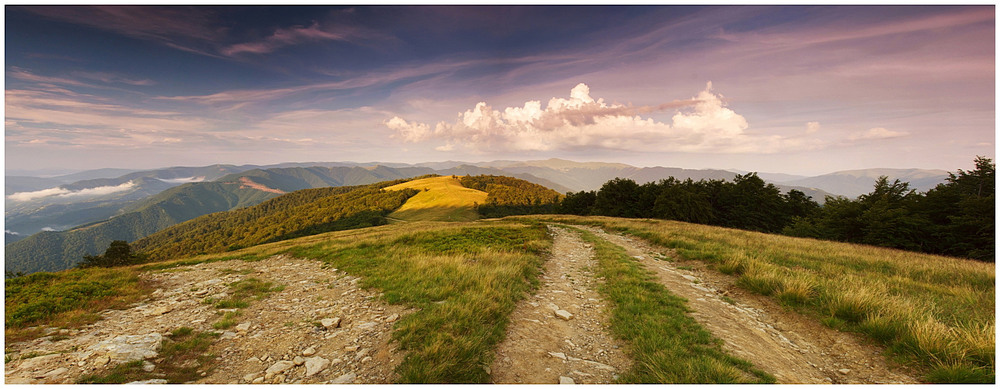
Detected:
left=5, top=158, right=952, bottom=274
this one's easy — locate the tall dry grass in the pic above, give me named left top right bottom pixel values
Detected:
left=526, top=215, right=994, bottom=383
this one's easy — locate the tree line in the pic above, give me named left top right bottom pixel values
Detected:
left=459, top=175, right=563, bottom=218
left=558, top=157, right=994, bottom=262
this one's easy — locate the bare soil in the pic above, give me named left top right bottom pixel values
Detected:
left=491, top=226, right=631, bottom=384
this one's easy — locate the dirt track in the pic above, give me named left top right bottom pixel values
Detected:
left=4, top=224, right=919, bottom=384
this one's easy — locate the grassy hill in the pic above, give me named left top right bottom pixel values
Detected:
left=132, top=181, right=420, bottom=261
left=5, top=166, right=435, bottom=274
left=384, top=176, right=488, bottom=222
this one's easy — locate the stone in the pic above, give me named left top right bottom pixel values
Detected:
left=305, top=357, right=331, bottom=376
left=142, top=361, right=156, bottom=372
left=331, top=372, right=357, bottom=384
left=235, top=322, right=251, bottom=332
left=357, top=322, right=376, bottom=330
left=360, top=357, right=372, bottom=364
left=345, top=345, right=359, bottom=352
left=554, top=310, right=574, bottom=321
left=146, top=305, right=173, bottom=316
left=548, top=352, right=567, bottom=360
left=386, top=313, right=400, bottom=322
left=220, top=331, right=237, bottom=340
left=559, top=376, right=576, bottom=384
left=85, top=333, right=163, bottom=364
left=42, top=367, right=68, bottom=378
left=293, top=356, right=305, bottom=366
left=252, top=377, right=264, bottom=384
left=546, top=302, right=560, bottom=311
left=302, top=346, right=317, bottom=356
left=838, top=369, right=851, bottom=375
left=125, top=379, right=168, bottom=384
left=321, top=317, right=341, bottom=329
left=243, top=373, right=259, bottom=382
left=264, top=360, right=295, bottom=379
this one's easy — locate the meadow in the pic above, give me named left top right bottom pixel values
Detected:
left=527, top=215, right=995, bottom=383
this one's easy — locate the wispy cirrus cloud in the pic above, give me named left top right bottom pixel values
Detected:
left=18, top=6, right=227, bottom=58
left=848, top=127, right=909, bottom=141
left=5, top=88, right=213, bottom=149
left=223, top=22, right=364, bottom=56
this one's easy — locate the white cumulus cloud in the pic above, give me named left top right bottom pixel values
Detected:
left=386, top=82, right=809, bottom=154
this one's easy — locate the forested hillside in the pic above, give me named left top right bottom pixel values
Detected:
left=5, top=167, right=438, bottom=274
left=459, top=175, right=563, bottom=218
left=4, top=182, right=282, bottom=274
left=133, top=181, right=420, bottom=261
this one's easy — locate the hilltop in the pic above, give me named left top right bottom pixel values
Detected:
left=383, top=176, right=488, bottom=222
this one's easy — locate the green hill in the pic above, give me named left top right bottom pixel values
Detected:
left=132, top=180, right=420, bottom=261
left=4, top=166, right=434, bottom=274
left=4, top=181, right=279, bottom=274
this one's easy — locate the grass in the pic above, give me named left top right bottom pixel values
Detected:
left=282, top=221, right=550, bottom=383
left=77, top=327, right=220, bottom=384
left=208, top=278, right=281, bottom=329
left=384, top=176, right=488, bottom=222
left=5, top=267, right=153, bottom=343
left=573, top=227, right=773, bottom=383
left=527, top=215, right=995, bottom=383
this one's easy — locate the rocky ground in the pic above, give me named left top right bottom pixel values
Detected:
left=5, top=255, right=410, bottom=384
left=5, top=225, right=919, bottom=384
left=491, top=226, right=630, bottom=384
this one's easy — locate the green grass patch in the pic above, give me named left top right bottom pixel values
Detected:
left=5, top=267, right=152, bottom=342
left=575, top=228, right=773, bottom=383
left=527, top=215, right=995, bottom=383
left=78, top=328, right=220, bottom=384
left=284, top=222, right=550, bottom=383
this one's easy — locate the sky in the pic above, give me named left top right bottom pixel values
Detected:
left=4, top=5, right=995, bottom=175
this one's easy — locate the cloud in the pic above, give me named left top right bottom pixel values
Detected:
left=7, top=181, right=137, bottom=202
left=19, top=6, right=226, bottom=58
left=7, top=187, right=71, bottom=202
left=387, top=82, right=811, bottom=154
left=849, top=127, right=909, bottom=141
left=223, top=22, right=359, bottom=56
left=806, top=122, right=821, bottom=134
left=73, top=71, right=156, bottom=86
left=386, top=116, right=432, bottom=142
left=158, top=176, right=206, bottom=184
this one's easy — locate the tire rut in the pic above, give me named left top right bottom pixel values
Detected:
left=490, top=226, right=630, bottom=384
left=581, top=225, right=919, bottom=384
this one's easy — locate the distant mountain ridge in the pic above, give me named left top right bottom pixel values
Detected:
left=780, top=168, right=950, bottom=198
left=5, top=158, right=955, bottom=275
